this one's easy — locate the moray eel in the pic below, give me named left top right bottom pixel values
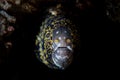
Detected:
left=35, top=4, right=79, bottom=70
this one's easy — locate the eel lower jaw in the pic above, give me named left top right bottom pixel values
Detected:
left=52, top=52, right=73, bottom=70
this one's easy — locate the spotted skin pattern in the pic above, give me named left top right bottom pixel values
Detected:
left=35, top=13, right=79, bottom=69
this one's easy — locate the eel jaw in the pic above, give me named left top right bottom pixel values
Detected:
left=52, top=47, right=73, bottom=69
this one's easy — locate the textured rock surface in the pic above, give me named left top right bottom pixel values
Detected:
left=105, top=0, right=120, bottom=23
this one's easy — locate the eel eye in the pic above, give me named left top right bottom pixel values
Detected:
left=66, top=39, right=71, bottom=43
left=54, top=39, right=59, bottom=43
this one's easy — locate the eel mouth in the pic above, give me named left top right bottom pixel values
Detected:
left=52, top=47, right=73, bottom=69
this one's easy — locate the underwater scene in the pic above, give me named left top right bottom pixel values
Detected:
left=0, top=0, right=117, bottom=80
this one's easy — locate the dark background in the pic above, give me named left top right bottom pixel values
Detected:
left=0, top=0, right=117, bottom=80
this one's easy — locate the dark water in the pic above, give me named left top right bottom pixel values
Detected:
left=0, top=1, right=116, bottom=80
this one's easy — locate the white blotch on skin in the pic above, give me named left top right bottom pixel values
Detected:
left=67, top=46, right=72, bottom=51
left=52, top=57, right=62, bottom=68
left=58, top=37, right=61, bottom=40
left=54, top=43, right=60, bottom=51
left=57, top=50, right=60, bottom=53
left=56, top=31, right=59, bottom=34
left=55, top=54, right=68, bottom=60
left=55, top=55, right=61, bottom=60
left=64, top=31, right=67, bottom=33
left=64, top=37, right=66, bottom=39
